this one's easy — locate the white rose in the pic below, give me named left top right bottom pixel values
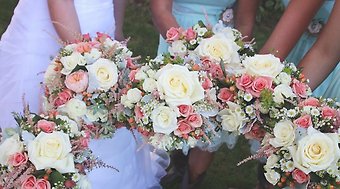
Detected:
left=151, top=106, right=178, bottom=135
left=103, top=38, right=119, bottom=49
left=63, top=98, right=87, bottom=120
left=64, top=44, right=77, bottom=52
left=143, top=78, right=157, bottom=92
left=0, top=134, right=24, bottom=165
left=273, top=84, right=296, bottom=104
left=277, top=72, right=292, bottom=85
left=195, top=33, right=240, bottom=64
left=264, top=169, right=280, bottom=185
left=60, top=52, right=86, bottom=75
left=86, top=58, right=118, bottom=92
left=242, top=54, right=284, bottom=78
left=212, top=24, right=236, bottom=41
left=156, top=64, right=204, bottom=107
left=218, top=102, right=247, bottom=132
left=28, top=131, right=75, bottom=173
left=56, top=115, right=79, bottom=135
left=265, top=154, right=279, bottom=170
left=84, top=48, right=102, bottom=64
left=289, top=127, right=340, bottom=174
left=169, top=40, right=187, bottom=57
left=146, top=69, right=156, bottom=79
left=269, top=120, right=295, bottom=148
left=85, top=107, right=108, bottom=122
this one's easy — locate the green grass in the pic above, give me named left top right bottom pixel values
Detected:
left=0, top=1, right=282, bottom=188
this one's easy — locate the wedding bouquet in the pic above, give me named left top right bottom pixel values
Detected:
left=228, top=55, right=340, bottom=188
left=257, top=97, right=340, bottom=189
left=120, top=56, right=220, bottom=152
left=0, top=111, right=100, bottom=189
left=43, top=33, right=134, bottom=139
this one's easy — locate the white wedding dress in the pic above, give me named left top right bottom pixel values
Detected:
left=0, top=0, right=168, bottom=188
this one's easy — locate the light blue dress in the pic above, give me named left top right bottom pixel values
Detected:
left=282, top=0, right=339, bottom=99
left=157, top=0, right=236, bottom=55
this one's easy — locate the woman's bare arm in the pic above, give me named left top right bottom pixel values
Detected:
left=113, top=0, right=127, bottom=41
left=48, top=0, right=81, bottom=42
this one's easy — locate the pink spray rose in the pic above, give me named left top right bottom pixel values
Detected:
left=35, top=179, right=51, bottom=189
left=134, top=105, right=144, bottom=120
left=21, top=175, right=36, bottom=189
left=178, top=105, right=193, bottom=117
left=37, top=120, right=56, bottom=133
left=186, top=114, right=203, bottom=128
left=54, top=89, right=73, bottom=107
left=294, top=115, right=312, bottom=128
left=249, top=76, right=272, bottom=97
left=201, top=58, right=213, bottom=71
left=174, top=120, right=192, bottom=138
left=8, top=152, right=28, bottom=167
left=129, top=69, right=138, bottom=82
left=244, top=124, right=266, bottom=141
left=300, top=97, right=320, bottom=107
left=202, top=77, right=213, bottom=90
left=292, top=169, right=310, bottom=184
left=166, top=27, right=181, bottom=42
left=236, top=74, right=253, bottom=91
left=321, top=106, right=336, bottom=118
left=64, top=70, right=89, bottom=93
left=210, top=64, right=224, bottom=79
left=292, top=79, right=308, bottom=98
left=217, top=88, right=234, bottom=102
left=185, top=28, right=197, bottom=41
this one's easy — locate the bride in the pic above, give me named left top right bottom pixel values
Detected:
left=0, top=0, right=168, bottom=188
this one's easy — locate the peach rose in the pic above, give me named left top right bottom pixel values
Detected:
left=236, top=74, right=253, bottom=91
left=76, top=42, right=92, bottom=53
left=294, top=115, right=312, bottom=128
left=249, top=76, right=272, bottom=97
left=178, top=105, right=193, bottom=117
left=35, top=179, right=51, bottom=189
left=186, top=114, right=203, bottom=128
left=292, top=79, right=308, bottom=98
left=37, top=120, right=55, bottom=133
left=218, top=88, right=234, bottom=102
left=185, top=28, right=197, bottom=41
left=8, top=152, right=28, bottom=166
left=65, top=70, right=89, bottom=93
left=292, top=169, right=310, bottom=184
left=202, top=77, right=213, bottom=90
left=21, top=175, right=36, bottom=189
left=166, top=27, right=181, bottom=42
left=174, top=120, right=192, bottom=138
left=300, top=97, right=320, bottom=107
left=321, top=106, right=336, bottom=118
left=54, top=89, right=73, bottom=107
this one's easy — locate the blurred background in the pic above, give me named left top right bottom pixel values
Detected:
left=0, top=0, right=283, bottom=188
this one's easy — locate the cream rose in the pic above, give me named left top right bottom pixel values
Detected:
left=264, top=154, right=279, bottom=170
left=0, top=134, right=24, bottom=165
left=269, top=120, right=295, bottom=148
left=156, top=64, right=204, bottom=107
left=143, top=78, right=157, bottom=92
left=62, top=98, right=87, bottom=120
left=84, top=48, right=102, bottom=64
left=218, top=102, right=247, bottom=132
left=242, top=54, right=284, bottom=78
left=168, top=40, right=187, bottom=57
left=86, top=58, right=118, bottom=92
left=195, top=33, right=240, bottom=64
left=289, top=127, right=340, bottom=174
left=28, top=131, right=75, bottom=173
left=151, top=106, right=178, bottom=135
left=56, top=115, right=79, bottom=135
left=60, top=52, right=86, bottom=75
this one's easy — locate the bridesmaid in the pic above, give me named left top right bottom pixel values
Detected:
left=260, top=0, right=339, bottom=99
left=150, top=0, right=259, bottom=188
